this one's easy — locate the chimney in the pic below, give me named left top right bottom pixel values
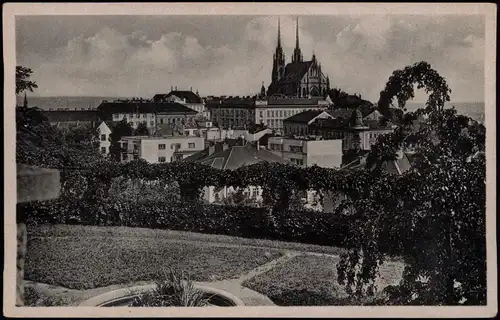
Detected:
left=256, top=140, right=260, bottom=150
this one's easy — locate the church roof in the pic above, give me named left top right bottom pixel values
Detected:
left=278, top=61, right=314, bottom=84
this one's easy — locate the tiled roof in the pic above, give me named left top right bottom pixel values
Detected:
left=187, top=142, right=289, bottom=170
left=97, top=101, right=197, bottom=118
left=154, top=91, right=203, bottom=104
left=341, top=152, right=412, bottom=175
left=279, top=61, right=314, bottom=83
left=284, top=110, right=326, bottom=124
left=154, top=103, right=198, bottom=114
left=42, top=110, right=100, bottom=123
left=326, top=109, right=354, bottom=119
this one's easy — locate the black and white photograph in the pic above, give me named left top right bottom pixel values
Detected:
left=4, top=2, right=497, bottom=318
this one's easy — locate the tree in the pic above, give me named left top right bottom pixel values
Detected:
left=337, top=62, right=486, bottom=305
left=134, top=122, right=149, bottom=136
left=16, top=66, right=38, bottom=95
left=109, top=119, right=134, bottom=161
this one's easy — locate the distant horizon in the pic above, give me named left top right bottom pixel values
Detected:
left=17, top=94, right=485, bottom=104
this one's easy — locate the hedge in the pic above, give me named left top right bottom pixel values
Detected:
left=18, top=198, right=356, bottom=249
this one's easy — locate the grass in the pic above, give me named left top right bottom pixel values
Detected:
left=242, top=254, right=405, bottom=306
left=25, top=225, right=282, bottom=290
left=28, top=224, right=348, bottom=256
left=24, top=286, right=72, bottom=307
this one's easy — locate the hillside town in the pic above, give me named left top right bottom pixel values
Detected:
left=14, top=12, right=488, bottom=312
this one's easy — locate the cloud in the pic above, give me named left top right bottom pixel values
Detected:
left=16, top=15, right=485, bottom=102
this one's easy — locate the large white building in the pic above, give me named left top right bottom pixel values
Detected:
left=267, top=136, right=343, bottom=169
left=119, top=135, right=205, bottom=163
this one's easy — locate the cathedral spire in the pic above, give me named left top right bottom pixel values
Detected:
left=295, top=15, right=299, bottom=49
left=277, top=17, right=281, bottom=48
left=292, top=15, right=303, bottom=63
left=23, top=92, right=28, bottom=108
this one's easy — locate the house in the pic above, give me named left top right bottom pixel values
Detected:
left=97, top=99, right=157, bottom=131
left=254, top=95, right=331, bottom=133
left=282, top=109, right=334, bottom=136
left=41, top=110, right=100, bottom=129
left=153, top=89, right=209, bottom=119
left=206, top=96, right=256, bottom=129
left=322, top=149, right=413, bottom=213
left=267, top=136, right=343, bottom=168
left=119, top=135, right=205, bottom=163
left=96, top=121, right=116, bottom=155
left=154, top=103, right=198, bottom=127
left=184, top=141, right=289, bottom=204
left=309, top=108, right=398, bottom=151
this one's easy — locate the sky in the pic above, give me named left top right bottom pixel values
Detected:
left=15, top=14, right=485, bottom=102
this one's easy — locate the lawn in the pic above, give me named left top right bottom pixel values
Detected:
left=25, top=225, right=283, bottom=290
left=242, top=254, right=405, bottom=306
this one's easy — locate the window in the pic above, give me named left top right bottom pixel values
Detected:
left=158, top=156, right=166, bottom=163
left=100, top=147, right=106, bottom=154
left=173, top=154, right=183, bottom=161
left=188, top=143, right=195, bottom=148
left=271, top=110, right=274, bottom=118
left=267, top=110, right=270, bottom=117
left=171, top=143, right=181, bottom=150
left=122, top=153, right=128, bottom=161
left=290, top=146, right=303, bottom=153
left=122, top=142, right=128, bottom=149
left=160, top=118, right=164, bottom=124
left=100, top=134, right=107, bottom=141
left=259, top=111, right=263, bottom=118
left=292, top=158, right=304, bottom=166
left=150, top=121, right=154, bottom=126
left=133, top=154, right=139, bottom=160
left=158, top=144, right=166, bottom=150
left=113, top=114, right=119, bottom=120
left=279, top=110, right=283, bottom=118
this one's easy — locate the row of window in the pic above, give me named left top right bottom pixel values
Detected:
left=158, top=143, right=195, bottom=150
left=159, top=117, right=194, bottom=125
left=113, top=113, right=154, bottom=120
left=266, top=119, right=284, bottom=128
left=217, top=109, right=248, bottom=117
left=258, top=109, right=303, bottom=119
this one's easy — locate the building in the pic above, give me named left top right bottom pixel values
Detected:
left=155, top=103, right=198, bottom=127
left=97, top=100, right=198, bottom=134
left=322, top=149, right=413, bottom=213
left=282, top=109, right=334, bottom=136
left=267, top=17, right=330, bottom=97
left=267, top=136, right=343, bottom=168
left=309, top=108, right=398, bottom=151
left=184, top=140, right=289, bottom=204
left=119, top=135, right=205, bottom=163
left=41, top=109, right=100, bottom=129
left=206, top=96, right=256, bottom=129
left=96, top=121, right=124, bottom=155
left=153, top=88, right=209, bottom=119
left=254, top=95, right=332, bottom=133
left=97, top=99, right=157, bottom=131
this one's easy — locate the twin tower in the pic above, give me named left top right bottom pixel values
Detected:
left=267, top=17, right=330, bottom=98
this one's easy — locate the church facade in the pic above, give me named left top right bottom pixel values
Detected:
left=266, top=17, right=330, bottom=98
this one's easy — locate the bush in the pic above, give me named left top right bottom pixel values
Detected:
left=21, top=198, right=355, bottom=249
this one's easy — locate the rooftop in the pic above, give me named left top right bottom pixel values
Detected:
left=41, top=110, right=100, bottom=123
left=185, top=141, right=289, bottom=170
left=153, top=90, right=203, bottom=104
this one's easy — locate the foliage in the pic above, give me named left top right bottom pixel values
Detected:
left=16, top=65, right=38, bottom=95
left=134, top=122, right=150, bottom=136
left=129, top=269, right=211, bottom=307
left=23, top=286, right=70, bottom=307
left=109, top=119, right=134, bottom=161
left=16, top=107, right=101, bottom=168
left=377, top=61, right=451, bottom=117
left=337, top=62, right=486, bottom=305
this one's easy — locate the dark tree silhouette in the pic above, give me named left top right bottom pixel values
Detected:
left=16, top=66, right=38, bottom=95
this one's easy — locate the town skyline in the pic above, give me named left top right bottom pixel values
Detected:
left=16, top=14, right=485, bottom=102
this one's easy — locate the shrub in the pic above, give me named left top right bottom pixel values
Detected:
left=129, top=269, right=211, bottom=307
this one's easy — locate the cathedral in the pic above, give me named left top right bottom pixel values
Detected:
left=265, top=17, right=330, bottom=98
